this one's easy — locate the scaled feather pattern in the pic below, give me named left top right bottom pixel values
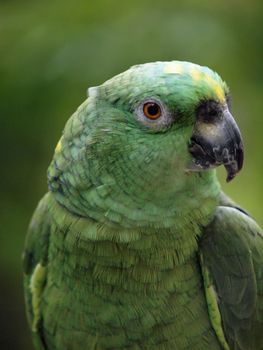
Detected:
left=23, top=61, right=263, bottom=350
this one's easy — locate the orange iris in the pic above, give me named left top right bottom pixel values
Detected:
left=143, top=102, right=161, bottom=120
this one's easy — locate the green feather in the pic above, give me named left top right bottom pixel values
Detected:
left=23, top=61, right=262, bottom=349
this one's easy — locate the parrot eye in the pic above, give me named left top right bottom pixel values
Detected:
left=135, top=98, right=172, bottom=130
left=143, top=102, right=162, bottom=120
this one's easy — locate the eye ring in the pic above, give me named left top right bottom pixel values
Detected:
left=143, top=102, right=162, bottom=120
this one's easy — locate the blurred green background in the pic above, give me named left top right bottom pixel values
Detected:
left=1, top=0, right=262, bottom=348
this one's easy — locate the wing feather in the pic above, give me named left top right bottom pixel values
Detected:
left=200, top=205, right=263, bottom=350
left=23, top=193, right=52, bottom=350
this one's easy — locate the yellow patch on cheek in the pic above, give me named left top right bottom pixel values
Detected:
left=164, top=62, right=184, bottom=75
left=55, top=138, right=63, bottom=153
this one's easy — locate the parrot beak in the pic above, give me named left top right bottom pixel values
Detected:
left=188, top=103, right=244, bottom=182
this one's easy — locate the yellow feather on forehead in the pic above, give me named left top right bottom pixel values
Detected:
left=190, top=67, right=202, bottom=82
left=202, top=74, right=225, bottom=102
left=164, top=62, right=184, bottom=75
left=163, top=62, right=225, bottom=102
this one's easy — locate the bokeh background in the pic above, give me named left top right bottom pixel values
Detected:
left=1, top=0, right=262, bottom=348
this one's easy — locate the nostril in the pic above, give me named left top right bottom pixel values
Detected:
left=196, top=100, right=222, bottom=124
left=198, top=111, right=218, bottom=123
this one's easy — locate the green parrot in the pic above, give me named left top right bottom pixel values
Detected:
left=23, top=61, right=263, bottom=350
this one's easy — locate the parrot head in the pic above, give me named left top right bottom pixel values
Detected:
left=96, top=61, right=243, bottom=182
left=48, top=61, right=244, bottom=228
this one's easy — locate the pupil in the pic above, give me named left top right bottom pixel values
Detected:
left=148, top=104, right=159, bottom=115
